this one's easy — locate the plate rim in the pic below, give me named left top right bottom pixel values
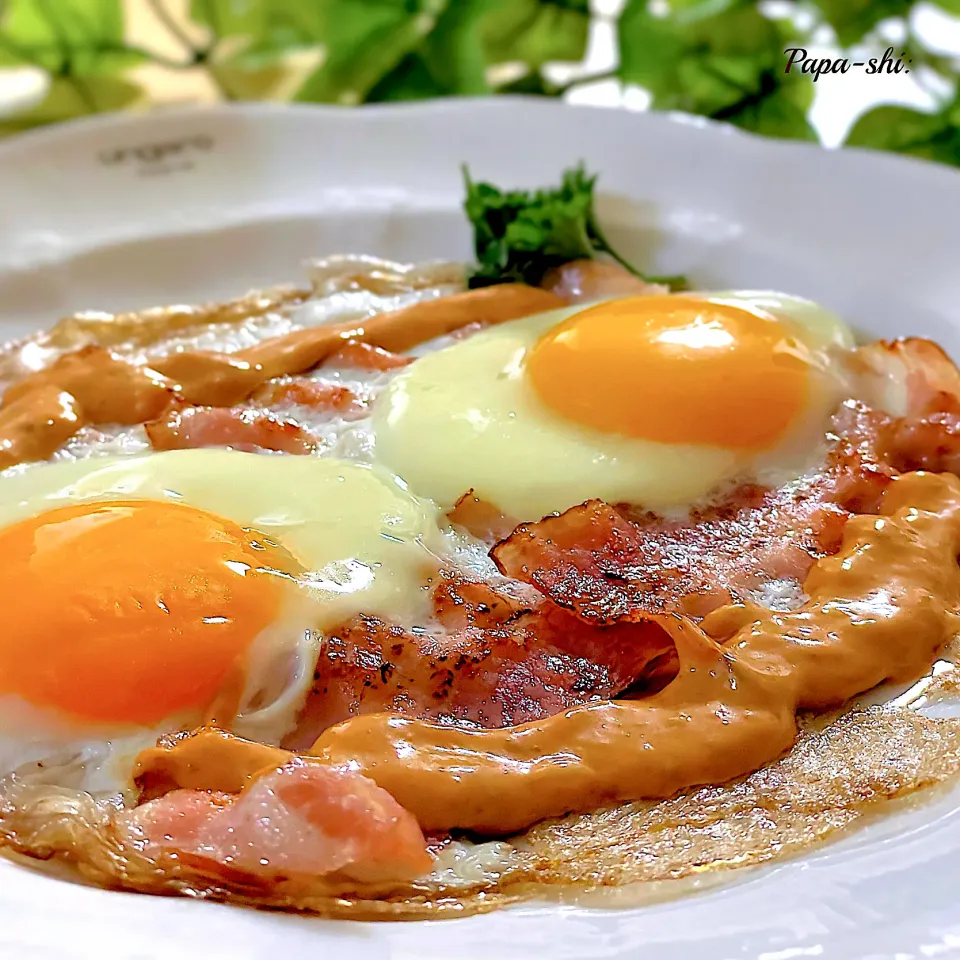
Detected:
left=0, top=95, right=957, bottom=185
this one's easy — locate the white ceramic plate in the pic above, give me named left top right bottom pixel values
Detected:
left=1, top=99, right=960, bottom=960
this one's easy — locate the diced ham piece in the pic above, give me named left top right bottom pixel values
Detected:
left=252, top=379, right=366, bottom=414
left=540, top=259, right=670, bottom=303
left=323, top=340, right=413, bottom=371
left=120, top=760, right=432, bottom=884
left=145, top=405, right=318, bottom=455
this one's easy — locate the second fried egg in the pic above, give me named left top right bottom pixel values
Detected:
left=371, top=291, right=856, bottom=519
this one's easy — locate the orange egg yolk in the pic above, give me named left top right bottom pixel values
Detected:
left=527, top=296, right=817, bottom=450
left=0, top=499, right=297, bottom=726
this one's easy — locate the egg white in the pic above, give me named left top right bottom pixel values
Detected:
left=371, top=292, right=856, bottom=520
left=0, top=611, right=318, bottom=797
left=0, top=450, right=449, bottom=793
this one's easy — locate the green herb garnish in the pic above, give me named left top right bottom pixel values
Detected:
left=462, top=163, right=686, bottom=291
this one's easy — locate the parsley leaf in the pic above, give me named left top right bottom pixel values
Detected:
left=463, top=164, right=686, bottom=290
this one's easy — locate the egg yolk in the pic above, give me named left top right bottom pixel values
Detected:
left=0, top=499, right=298, bottom=726
left=526, top=296, right=817, bottom=450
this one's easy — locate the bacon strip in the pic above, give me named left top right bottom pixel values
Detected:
left=252, top=379, right=365, bottom=415
left=289, top=575, right=671, bottom=745
left=488, top=387, right=960, bottom=631
left=879, top=412, right=960, bottom=474
left=0, top=283, right=559, bottom=469
left=490, top=477, right=857, bottom=625
left=446, top=489, right=519, bottom=543
left=541, top=259, right=669, bottom=303
left=851, top=338, right=960, bottom=417
left=323, top=340, right=413, bottom=372
left=145, top=405, right=318, bottom=455
left=836, top=399, right=960, bottom=479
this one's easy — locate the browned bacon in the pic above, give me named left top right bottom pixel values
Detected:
left=541, top=259, right=669, bottom=303
left=879, top=412, right=960, bottom=474
left=155, top=332, right=960, bottom=750
left=835, top=399, right=960, bottom=478
left=252, top=379, right=365, bottom=414
left=487, top=377, right=960, bottom=632
left=323, top=340, right=413, bottom=371
left=851, top=338, right=960, bottom=417
left=485, top=343, right=960, bottom=631
left=446, top=489, right=518, bottom=543
left=289, top=575, right=671, bottom=746
left=146, top=405, right=318, bottom=455
left=489, top=474, right=861, bottom=625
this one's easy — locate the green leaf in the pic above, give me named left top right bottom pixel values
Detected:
left=365, top=52, right=447, bottom=100
left=208, top=57, right=301, bottom=100
left=715, top=73, right=819, bottom=140
left=845, top=104, right=960, bottom=165
left=464, top=163, right=594, bottom=287
left=619, top=2, right=781, bottom=112
left=463, top=163, right=685, bottom=289
left=0, top=0, right=141, bottom=73
left=189, top=0, right=265, bottom=38
left=618, top=1, right=816, bottom=141
left=0, top=74, right=141, bottom=135
left=419, top=0, right=491, bottom=95
left=480, top=0, right=589, bottom=68
left=295, top=0, right=446, bottom=105
left=493, top=67, right=556, bottom=95
left=190, top=0, right=325, bottom=59
left=930, top=0, right=960, bottom=12
left=808, top=0, right=913, bottom=47
left=617, top=1, right=684, bottom=95
left=367, top=0, right=588, bottom=101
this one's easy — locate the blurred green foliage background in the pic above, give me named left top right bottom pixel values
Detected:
left=0, top=0, right=959, bottom=165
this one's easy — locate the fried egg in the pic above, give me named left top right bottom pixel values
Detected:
left=0, top=450, right=445, bottom=793
left=371, top=292, right=856, bottom=519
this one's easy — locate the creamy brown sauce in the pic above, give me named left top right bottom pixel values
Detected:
left=0, top=286, right=311, bottom=382
left=133, top=471, right=960, bottom=836
left=0, top=284, right=563, bottom=470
